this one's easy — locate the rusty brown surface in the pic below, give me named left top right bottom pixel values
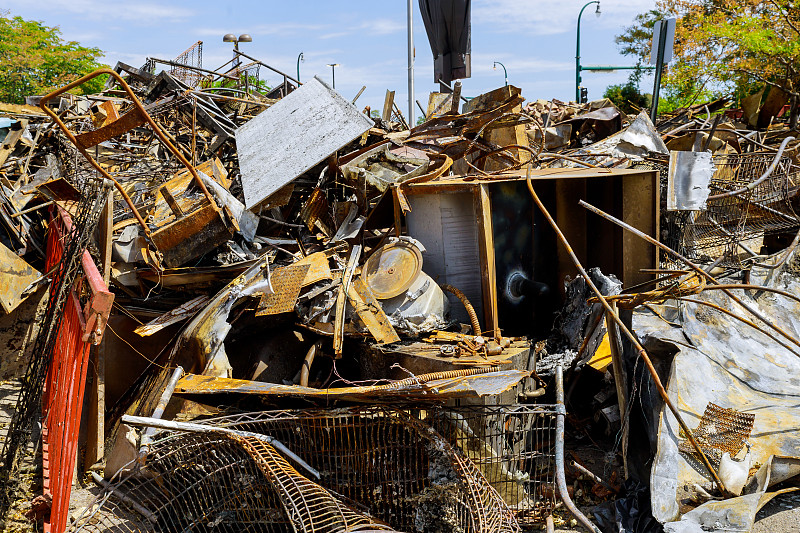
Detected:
left=151, top=203, right=233, bottom=268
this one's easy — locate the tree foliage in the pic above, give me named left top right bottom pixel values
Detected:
left=0, top=14, right=107, bottom=104
left=603, top=82, right=650, bottom=114
left=616, top=0, right=800, bottom=114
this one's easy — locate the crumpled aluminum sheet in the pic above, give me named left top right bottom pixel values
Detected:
left=667, top=151, right=715, bottom=211
left=633, top=265, right=800, bottom=532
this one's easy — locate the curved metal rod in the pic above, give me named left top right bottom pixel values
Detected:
left=440, top=284, right=482, bottom=336
left=679, top=297, right=800, bottom=358
left=579, top=199, right=800, bottom=352
left=39, top=68, right=221, bottom=239
left=707, top=136, right=795, bottom=200
left=529, top=177, right=729, bottom=494
left=555, top=365, right=602, bottom=532
left=698, top=284, right=800, bottom=306
left=299, top=341, right=322, bottom=387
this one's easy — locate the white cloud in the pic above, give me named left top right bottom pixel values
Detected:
left=369, top=18, right=406, bottom=35
left=473, top=0, right=655, bottom=35
left=4, top=0, right=194, bottom=22
left=195, top=22, right=327, bottom=38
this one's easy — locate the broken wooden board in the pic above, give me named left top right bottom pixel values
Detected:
left=0, top=242, right=41, bottom=314
left=255, top=264, right=310, bottom=316
left=235, top=76, right=373, bottom=210
left=134, top=295, right=211, bottom=337
left=346, top=277, right=400, bottom=345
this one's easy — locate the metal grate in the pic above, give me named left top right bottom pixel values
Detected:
left=68, top=406, right=535, bottom=533
left=681, top=154, right=798, bottom=266
left=431, top=404, right=557, bottom=527
left=169, top=41, right=205, bottom=88
left=678, top=402, right=755, bottom=466
left=0, top=147, right=107, bottom=518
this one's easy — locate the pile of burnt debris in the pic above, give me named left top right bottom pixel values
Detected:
left=0, top=48, right=799, bottom=533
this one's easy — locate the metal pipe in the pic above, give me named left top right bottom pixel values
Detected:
left=440, top=284, right=482, bottom=335
left=556, top=365, right=601, bottom=532
left=527, top=178, right=728, bottom=494
left=546, top=515, right=555, bottom=533
left=38, top=69, right=222, bottom=241
left=139, top=366, right=184, bottom=458
left=579, top=199, right=800, bottom=352
left=234, top=49, right=301, bottom=85
left=299, top=341, right=321, bottom=387
left=407, top=0, right=415, bottom=126
left=122, top=415, right=320, bottom=480
left=91, top=472, right=157, bottom=523
left=148, top=57, right=238, bottom=80
left=707, top=136, right=795, bottom=200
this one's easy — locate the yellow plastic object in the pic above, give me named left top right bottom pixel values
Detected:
left=587, top=332, right=613, bottom=372
left=363, top=241, right=423, bottom=299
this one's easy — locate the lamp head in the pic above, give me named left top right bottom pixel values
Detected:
left=595, top=3, right=601, bottom=17
left=238, top=34, right=252, bottom=42
left=493, top=62, right=497, bottom=70
left=223, top=33, right=236, bottom=43
left=299, top=52, right=304, bottom=62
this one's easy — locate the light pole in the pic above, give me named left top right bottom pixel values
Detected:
left=407, top=0, right=415, bottom=125
left=575, top=1, right=600, bottom=102
left=493, top=61, right=508, bottom=86
left=327, top=63, right=339, bottom=89
left=223, top=33, right=252, bottom=72
left=297, top=52, right=304, bottom=83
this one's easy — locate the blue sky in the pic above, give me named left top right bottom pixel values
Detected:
left=5, top=0, right=657, bottom=122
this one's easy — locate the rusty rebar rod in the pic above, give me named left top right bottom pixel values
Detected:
left=526, top=176, right=728, bottom=495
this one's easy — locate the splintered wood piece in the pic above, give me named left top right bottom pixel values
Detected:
left=255, top=264, right=310, bottom=316
left=347, top=277, right=400, bottom=345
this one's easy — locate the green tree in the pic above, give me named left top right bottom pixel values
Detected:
left=616, top=0, right=800, bottom=126
left=603, top=82, right=650, bottom=114
left=0, top=14, right=107, bottom=104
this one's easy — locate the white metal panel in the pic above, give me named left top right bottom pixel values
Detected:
left=235, top=76, right=373, bottom=210
left=407, top=192, right=483, bottom=326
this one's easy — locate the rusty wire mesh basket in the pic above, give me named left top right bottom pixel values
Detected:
left=68, top=404, right=562, bottom=533
left=678, top=153, right=798, bottom=266
left=429, top=404, right=558, bottom=527
left=66, top=404, right=557, bottom=533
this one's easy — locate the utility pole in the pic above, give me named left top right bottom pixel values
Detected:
left=407, top=0, right=415, bottom=126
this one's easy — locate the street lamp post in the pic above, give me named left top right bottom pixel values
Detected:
left=297, top=52, right=304, bottom=83
left=327, top=63, right=339, bottom=89
left=575, top=1, right=600, bottom=102
left=493, top=61, right=508, bottom=86
left=223, top=33, right=253, bottom=72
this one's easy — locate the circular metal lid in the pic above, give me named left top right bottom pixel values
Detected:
left=363, top=241, right=423, bottom=299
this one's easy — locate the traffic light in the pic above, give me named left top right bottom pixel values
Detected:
left=580, top=87, right=588, bottom=104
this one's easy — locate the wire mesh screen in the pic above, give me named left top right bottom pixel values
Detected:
left=679, top=153, right=798, bottom=265
left=68, top=405, right=557, bottom=533
left=430, top=405, right=557, bottom=527
left=169, top=41, right=204, bottom=88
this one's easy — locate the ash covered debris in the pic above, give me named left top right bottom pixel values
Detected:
left=0, top=26, right=798, bottom=533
